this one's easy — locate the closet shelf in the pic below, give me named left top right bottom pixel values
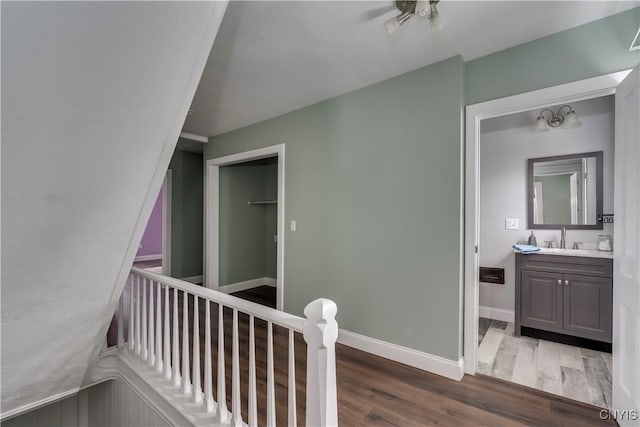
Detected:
left=247, top=200, right=277, bottom=205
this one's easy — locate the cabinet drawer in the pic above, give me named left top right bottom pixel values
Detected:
left=518, top=254, right=612, bottom=278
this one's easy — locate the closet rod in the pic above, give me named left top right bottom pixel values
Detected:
left=247, top=200, right=277, bottom=205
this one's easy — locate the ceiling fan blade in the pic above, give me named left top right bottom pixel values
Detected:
left=359, top=4, right=397, bottom=22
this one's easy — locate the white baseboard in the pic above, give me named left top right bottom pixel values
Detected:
left=479, top=306, right=515, bottom=323
left=180, top=275, right=203, bottom=284
left=134, top=254, right=163, bottom=262
left=337, top=329, right=464, bottom=381
left=1, top=388, right=80, bottom=421
left=218, top=277, right=276, bottom=294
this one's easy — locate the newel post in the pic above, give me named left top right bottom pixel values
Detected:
left=303, top=298, right=338, bottom=427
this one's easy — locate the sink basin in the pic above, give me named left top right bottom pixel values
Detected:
left=522, top=247, right=613, bottom=259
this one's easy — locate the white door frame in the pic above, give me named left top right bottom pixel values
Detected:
left=162, top=170, right=172, bottom=276
left=205, top=144, right=285, bottom=310
left=464, top=70, right=632, bottom=375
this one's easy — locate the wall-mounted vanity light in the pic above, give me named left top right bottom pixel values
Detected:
left=534, top=105, right=581, bottom=132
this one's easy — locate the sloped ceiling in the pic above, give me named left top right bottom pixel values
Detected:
left=1, top=1, right=227, bottom=416
left=184, top=1, right=637, bottom=137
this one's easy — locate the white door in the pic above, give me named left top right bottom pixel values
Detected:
left=613, top=66, right=640, bottom=425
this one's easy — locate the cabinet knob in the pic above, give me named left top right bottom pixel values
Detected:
left=565, top=279, right=569, bottom=286
left=558, top=279, right=562, bottom=286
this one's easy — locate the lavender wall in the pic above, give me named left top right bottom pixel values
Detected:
left=137, top=184, right=164, bottom=257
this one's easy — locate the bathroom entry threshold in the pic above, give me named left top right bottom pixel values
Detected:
left=476, top=318, right=612, bottom=409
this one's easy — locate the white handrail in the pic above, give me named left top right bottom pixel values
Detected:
left=119, top=267, right=338, bottom=426
left=130, top=267, right=306, bottom=332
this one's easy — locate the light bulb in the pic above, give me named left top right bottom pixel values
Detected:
left=534, top=116, right=549, bottom=132
left=384, top=16, right=401, bottom=35
left=415, top=1, right=431, bottom=20
left=429, top=4, right=443, bottom=31
left=562, top=110, right=582, bottom=129
left=384, top=12, right=410, bottom=36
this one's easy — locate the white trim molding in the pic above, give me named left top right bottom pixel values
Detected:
left=205, top=144, right=285, bottom=310
left=479, top=306, right=515, bottom=323
left=134, top=254, right=163, bottom=262
left=179, top=131, right=208, bottom=143
left=464, top=70, right=632, bottom=376
left=217, top=277, right=277, bottom=294
left=162, top=170, right=172, bottom=277
left=0, top=388, right=80, bottom=421
left=338, top=329, right=464, bottom=381
left=179, top=275, right=203, bottom=284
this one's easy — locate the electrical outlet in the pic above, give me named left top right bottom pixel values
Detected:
left=290, top=220, right=297, bottom=232
left=505, top=218, right=519, bottom=230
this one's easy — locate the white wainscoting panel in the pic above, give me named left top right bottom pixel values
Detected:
left=1, top=393, right=80, bottom=427
left=2, top=379, right=170, bottom=427
left=87, top=379, right=170, bottom=427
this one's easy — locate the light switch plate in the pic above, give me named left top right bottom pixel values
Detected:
left=290, top=220, right=297, bottom=231
left=505, top=218, right=519, bottom=230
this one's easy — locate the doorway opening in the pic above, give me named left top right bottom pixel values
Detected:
left=205, top=144, right=285, bottom=310
left=464, top=69, right=638, bottom=413
left=134, top=170, right=172, bottom=276
left=475, top=96, right=614, bottom=407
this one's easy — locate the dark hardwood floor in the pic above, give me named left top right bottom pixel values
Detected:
left=122, top=285, right=615, bottom=426
left=230, top=287, right=615, bottom=426
left=232, top=286, right=277, bottom=309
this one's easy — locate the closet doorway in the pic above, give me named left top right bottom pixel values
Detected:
left=205, top=144, right=285, bottom=310
left=133, top=170, right=172, bottom=276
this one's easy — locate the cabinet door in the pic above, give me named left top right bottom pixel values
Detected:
left=521, top=270, right=564, bottom=332
left=563, top=274, right=612, bottom=342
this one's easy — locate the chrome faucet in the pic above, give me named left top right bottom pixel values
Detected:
left=560, top=227, right=566, bottom=249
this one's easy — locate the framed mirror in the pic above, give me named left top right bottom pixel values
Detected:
left=527, top=151, right=603, bottom=229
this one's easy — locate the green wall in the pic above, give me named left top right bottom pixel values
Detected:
left=168, top=148, right=203, bottom=279
left=536, top=175, right=572, bottom=224
left=181, top=8, right=639, bottom=362
left=466, top=8, right=640, bottom=104
left=207, top=56, right=465, bottom=360
left=219, top=159, right=278, bottom=286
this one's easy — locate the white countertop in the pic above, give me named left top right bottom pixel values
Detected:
left=514, top=247, right=614, bottom=259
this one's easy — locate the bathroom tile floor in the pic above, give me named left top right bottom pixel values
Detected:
left=477, top=318, right=612, bottom=408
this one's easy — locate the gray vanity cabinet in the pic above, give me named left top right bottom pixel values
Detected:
left=521, top=270, right=563, bottom=331
left=563, top=274, right=612, bottom=341
left=515, top=253, right=613, bottom=343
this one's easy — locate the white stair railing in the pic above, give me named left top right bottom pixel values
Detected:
left=116, top=267, right=338, bottom=427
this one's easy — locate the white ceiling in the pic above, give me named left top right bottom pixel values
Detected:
left=184, top=1, right=638, bottom=137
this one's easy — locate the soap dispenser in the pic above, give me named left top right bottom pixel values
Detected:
left=527, top=231, right=537, bottom=247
